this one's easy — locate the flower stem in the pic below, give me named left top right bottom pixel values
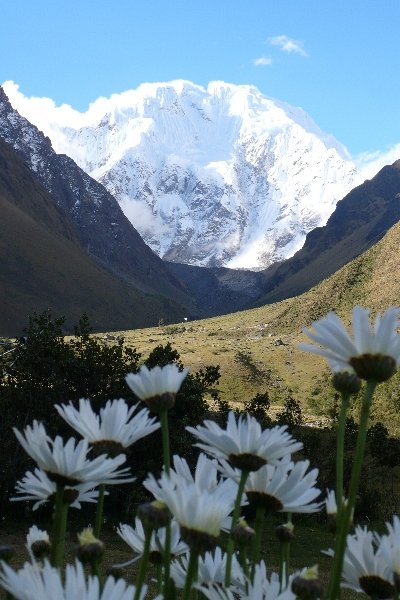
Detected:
left=163, top=521, right=171, bottom=597
left=94, top=483, right=106, bottom=539
left=326, top=379, right=377, bottom=600
left=251, top=506, right=266, bottom=580
left=159, top=408, right=171, bottom=475
left=134, top=524, right=152, bottom=600
left=50, top=483, right=69, bottom=568
left=225, top=469, right=248, bottom=587
left=159, top=408, right=172, bottom=594
left=156, top=563, right=163, bottom=595
left=183, top=550, right=199, bottom=600
left=279, top=539, right=291, bottom=589
left=336, top=392, right=350, bottom=512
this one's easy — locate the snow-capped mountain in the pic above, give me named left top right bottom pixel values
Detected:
left=4, top=80, right=357, bottom=269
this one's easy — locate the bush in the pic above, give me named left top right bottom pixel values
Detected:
left=0, top=313, right=221, bottom=518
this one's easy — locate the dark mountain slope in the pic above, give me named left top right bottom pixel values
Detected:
left=0, top=86, right=195, bottom=312
left=255, top=160, right=400, bottom=305
left=0, top=137, right=186, bottom=336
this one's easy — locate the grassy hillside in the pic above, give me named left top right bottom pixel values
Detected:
left=255, top=160, right=400, bottom=305
left=111, top=220, right=400, bottom=432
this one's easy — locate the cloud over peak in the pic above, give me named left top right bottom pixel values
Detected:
left=268, top=35, right=308, bottom=57
left=252, top=56, right=273, bottom=67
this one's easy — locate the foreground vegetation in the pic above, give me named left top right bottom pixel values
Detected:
left=2, top=306, right=400, bottom=599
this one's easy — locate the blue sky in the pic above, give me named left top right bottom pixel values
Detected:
left=2, top=0, right=400, bottom=159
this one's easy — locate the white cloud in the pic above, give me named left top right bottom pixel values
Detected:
left=354, top=144, right=400, bottom=182
left=268, top=35, right=308, bottom=57
left=252, top=56, right=273, bottom=67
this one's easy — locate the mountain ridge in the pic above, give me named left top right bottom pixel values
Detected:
left=0, top=136, right=189, bottom=336
left=4, top=80, right=357, bottom=270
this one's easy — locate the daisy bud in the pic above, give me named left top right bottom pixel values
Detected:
left=232, top=518, right=255, bottom=546
left=77, top=527, right=105, bottom=566
left=275, top=520, right=294, bottom=543
left=62, top=488, right=80, bottom=505
left=332, top=370, right=361, bottom=395
left=27, top=526, right=51, bottom=560
left=350, top=354, right=397, bottom=383
left=180, top=526, right=219, bottom=554
left=291, top=565, right=323, bottom=600
left=359, top=575, right=395, bottom=599
left=31, top=539, right=51, bottom=560
left=137, top=500, right=170, bottom=529
left=229, top=453, right=267, bottom=472
left=92, top=440, right=125, bottom=458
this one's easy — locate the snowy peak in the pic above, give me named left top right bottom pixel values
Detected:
left=3, top=80, right=357, bottom=269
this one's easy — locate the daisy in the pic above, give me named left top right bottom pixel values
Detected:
left=117, top=517, right=188, bottom=564
left=377, top=516, right=400, bottom=585
left=125, top=363, right=189, bottom=412
left=11, top=468, right=102, bottom=510
left=144, top=465, right=236, bottom=552
left=243, top=561, right=296, bottom=600
left=13, top=421, right=135, bottom=487
left=340, top=526, right=394, bottom=598
left=0, top=559, right=141, bottom=600
left=171, top=547, right=245, bottom=590
left=187, top=411, right=302, bottom=472
left=325, top=489, right=338, bottom=517
left=26, top=526, right=50, bottom=560
left=245, top=460, right=322, bottom=514
left=55, top=398, right=160, bottom=455
left=300, top=307, right=400, bottom=382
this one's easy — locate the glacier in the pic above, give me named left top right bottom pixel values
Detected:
left=3, top=80, right=357, bottom=269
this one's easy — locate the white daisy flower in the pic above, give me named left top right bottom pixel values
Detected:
left=244, top=561, right=296, bottom=600
left=0, top=559, right=141, bottom=600
left=245, top=460, right=322, bottom=514
left=144, top=463, right=236, bottom=552
left=55, top=398, right=160, bottom=454
left=13, top=421, right=135, bottom=487
left=26, top=526, right=51, bottom=560
left=300, top=307, right=400, bottom=381
left=26, top=526, right=49, bottom=549
left=171, top=547, right=245, bottom=590
left=117, top=517, right=188, bottom=563
left=125, top=363, right=189, bottom=412
left=377, top=515, right=400, bottom=580
left=195, top=586, right=236, bottom=600
left=12, top=468, right=102, bottom=510
left=187, top=411, right=303, bottom=472
left=325, top=489, right=338, bottom=517
left=340, top=526, right=394, bottom=598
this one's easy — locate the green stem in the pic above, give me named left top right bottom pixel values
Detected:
left=159, top=408, right=172, bottom=594
left=225, top=469, right=249, bottom=587
left=94, top=484, right=106, bottom=539
left=251, top=507, right=266, bottom=580
left=159, top=408, right=171, bottom=475
left=134, top=525, right=153, bottom=600
left=182, top=550, right=198, bottom=600
left=156, top=563, right=163, bottom=595
left=336, top=392, right=350, bottom=512
left=91, top=558, right=101, bottom=580
left=279, top=543, right=285, bottom=590
left=50, top=483, right=69, bottom=568
left=284, top=540, right=291, bottom=586
left=326, top=380, right=377, bottom=600
left=163, top=521, right=171, bottom=598
left=238, top=546, right=250, bottom=579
